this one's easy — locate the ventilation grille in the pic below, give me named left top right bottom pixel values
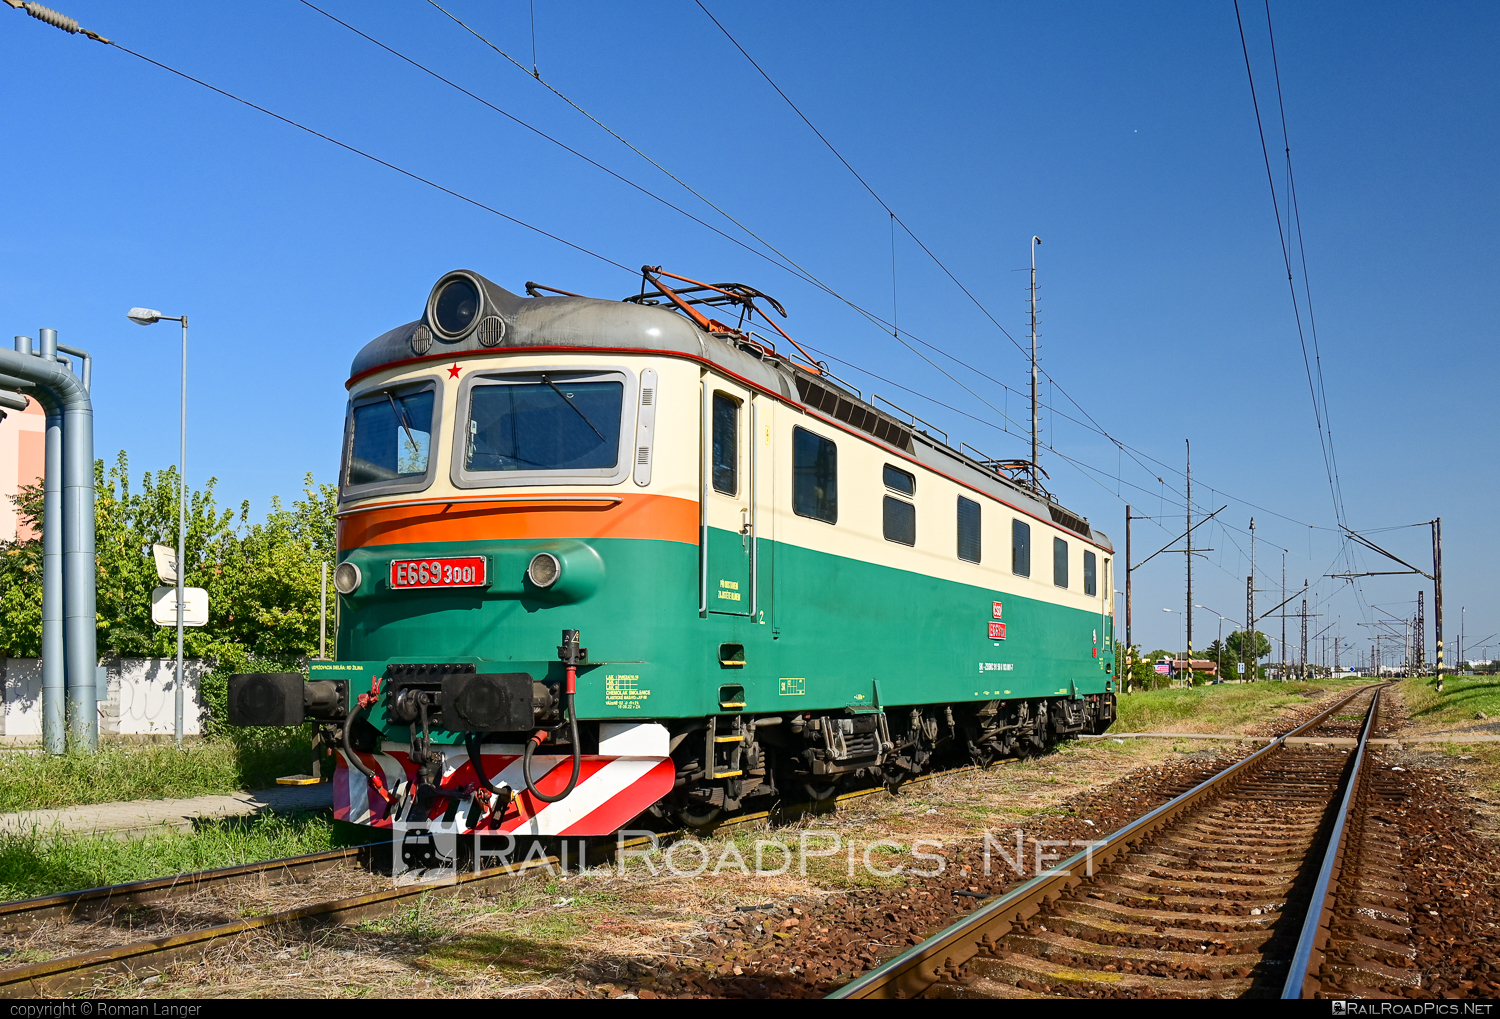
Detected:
left=411, top=323, right=433, bottom=355
left=475, top=316, right=506, bottom=348
left=794, top=377, right=912, bottom=451
left=1049, top=505, right=1092, bottom=538
left=633, top=368, right=657, bottom=486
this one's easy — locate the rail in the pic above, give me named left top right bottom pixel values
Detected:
left=1282, top=687, right=1382, bottom=998
left=828, top=684, right=1380, bottom=999
left=0, top=845, right=375, bottom=933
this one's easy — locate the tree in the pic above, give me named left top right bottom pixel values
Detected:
left=0, top=452, right=334, bottom=664
left=1116, top=643, right=1160, bottom=693
left=1225, top=630, right=1272, bottom=679
left=1204, top=638, right=1238, bottom=679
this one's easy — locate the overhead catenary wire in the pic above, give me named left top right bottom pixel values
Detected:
left=426, top=0, right=1339, bottom=543
left=15, top=14, right=637, bottom=276
left=1231, top=2, right=1347, bottom=529
left=14, top=1, right=1361, bottom=630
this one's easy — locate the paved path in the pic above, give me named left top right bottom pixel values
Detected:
left=0, top=784, right=331, bottom=840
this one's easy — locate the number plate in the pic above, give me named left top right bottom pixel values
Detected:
left=390, top=556, right=487, bottom=589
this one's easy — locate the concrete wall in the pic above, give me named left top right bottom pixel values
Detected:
left=0, top=658, right=208, bottom=739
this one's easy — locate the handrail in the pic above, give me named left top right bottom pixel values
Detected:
left=872, top=394, right=949, bottom=445
left=335, top=495, right=622, bottom=518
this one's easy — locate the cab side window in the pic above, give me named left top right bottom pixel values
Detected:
left=711, top=392, right=738, bottom=496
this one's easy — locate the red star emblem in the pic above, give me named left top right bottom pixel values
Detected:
left=446, top=364, right=462, bottom=379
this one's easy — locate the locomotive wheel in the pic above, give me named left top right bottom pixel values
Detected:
left=803, top=780, right=841, bottom=804
left=676, top=803, right=723, bottom=828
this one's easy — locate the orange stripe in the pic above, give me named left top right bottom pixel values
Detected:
left=338, top=492, right=698, bottom=551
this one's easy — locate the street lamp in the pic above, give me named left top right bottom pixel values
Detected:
left=127, top=307, right=188, bottom=745
left=1196, top=604, right=1238, bottom=682
left=1163, top=607, right=1186, bottom=684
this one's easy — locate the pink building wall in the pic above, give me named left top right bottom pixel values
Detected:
left=0, top=396, right=45, bottom=542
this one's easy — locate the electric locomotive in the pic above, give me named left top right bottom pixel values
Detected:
left=228, top=266, right=1117, bottom=838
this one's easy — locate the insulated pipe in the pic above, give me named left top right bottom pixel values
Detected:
left=12, top=336, right=64, bottom=753
left=0, top=337, right=96, bottom=749
left=55, top=343, right=90, bottom=390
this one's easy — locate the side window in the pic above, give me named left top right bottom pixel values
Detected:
left=882, top=464, right=914, bottom=496
left=1084, top=550, right=1097, bottom=596
left=1012, top=519, right=1031, bottom=577
left=883, top=497, right=915, bottom=545
left=711, top=392, right=738, bottom=495
left=792, top=427, right=837, bottom=523
left=882, top=464, right=915, bottom=545
left=957, top=497, right=981, bottom=563
left=1054, top=536, right=1069, bottom=588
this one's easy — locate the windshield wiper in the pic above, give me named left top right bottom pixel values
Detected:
left=386, top=391, right=422, bottom=456
left=540, top=375, right=608, bottom=444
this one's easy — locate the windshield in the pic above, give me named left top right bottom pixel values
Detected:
left=466, top=378, right=623, bottom=472
left=346, top=388, right=435, bottom=485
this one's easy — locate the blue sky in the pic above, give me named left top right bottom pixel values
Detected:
left=2, top=1, right=1495, bottom=664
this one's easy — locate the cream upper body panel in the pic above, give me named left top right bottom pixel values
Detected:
left=760, top=394, right=1109, bottom=613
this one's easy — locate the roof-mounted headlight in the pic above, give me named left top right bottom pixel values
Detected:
left=427, top=272, right=484, bottom=340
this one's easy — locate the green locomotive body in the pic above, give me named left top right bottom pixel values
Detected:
left=229, top=268, right=1116, bottom=837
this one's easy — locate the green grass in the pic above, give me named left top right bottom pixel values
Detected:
left=1399, top=674, right=1500, bottom=728
left=0, top=810, right=335, bottom=901
left=1113, top=678, right=1366, bottom=734
left=0, top=735, right=312, bottom=814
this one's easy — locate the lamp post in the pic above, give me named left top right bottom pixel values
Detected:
left=1196, top=604, right=1237, bottom=682
left=127, top=307, right=188, bottom=745
left=1163, top=607, right=1186, bottom=684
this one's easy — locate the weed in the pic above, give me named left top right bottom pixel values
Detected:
left=0, top=810, right=334, bottom=899
left=0, top=734, right=310, bottom=814
left=1114, top=678, right=1365, bottom=735
left=1399, top=675, right=1500, bottom=728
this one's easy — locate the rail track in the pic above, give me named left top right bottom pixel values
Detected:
left=0, top=685, right=1371, bottom=998
left=0, top=757, right=1007, bottom=996
left=829, top=684, right=1396, bottom=1000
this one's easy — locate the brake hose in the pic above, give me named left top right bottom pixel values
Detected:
left=342, top=702, right=380, bottom=783
left=522, top=631, right=584, bottom=803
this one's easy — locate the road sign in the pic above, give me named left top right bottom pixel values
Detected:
left=151, top=585, right=209, bottom=627
left=1237, top=662, right=1246, bottom=673
left=151, top=544, right=178, bottom=583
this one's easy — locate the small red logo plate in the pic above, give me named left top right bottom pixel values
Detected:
left=988, top=621, right=1006, bottom=640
